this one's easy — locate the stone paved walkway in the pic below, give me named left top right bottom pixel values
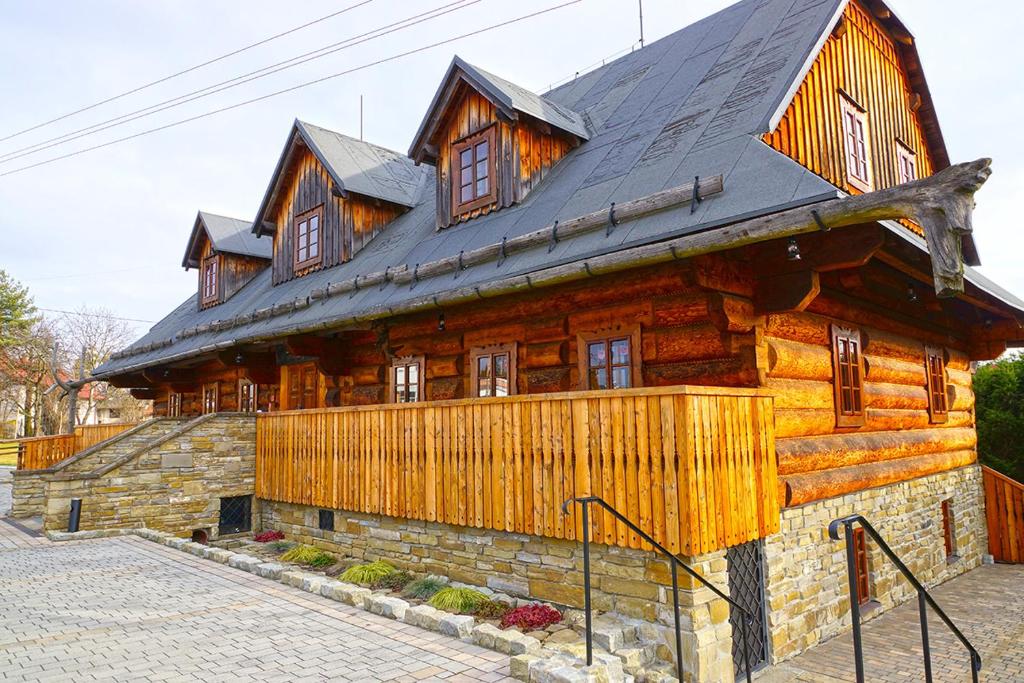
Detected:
left=758, top=563, right=1024, bottom=682
left=0, top=480, right=513, bottom=681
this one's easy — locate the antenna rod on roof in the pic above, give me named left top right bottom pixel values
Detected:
left=360, top=94, right=364, bottom=140
left=638, top=0, right=645, bottom=48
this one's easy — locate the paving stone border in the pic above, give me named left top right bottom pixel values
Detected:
left=46, top=527, right=638, bottom=682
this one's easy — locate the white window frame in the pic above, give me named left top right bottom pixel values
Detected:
left=840, top=96, right=872, bottom=193
left=896, top=142, right=917, bottom=185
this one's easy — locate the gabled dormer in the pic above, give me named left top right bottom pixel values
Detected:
left=409, top=57, right=589, bottom=229
left=182, top=211, right=271, bottom=310
left=252, top=120, right=426, bottom=285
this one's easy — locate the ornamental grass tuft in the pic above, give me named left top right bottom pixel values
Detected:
left=427, top=587, right=489, bottom=614
left=403, top=576, right=447, bottom=600
left=269, top=540, right=296, bottom=553
left=472, top=599, right=512, bottom=620
left=372, top=569, right=413, bottom=592
left=339, top=560, right=395, bottom=585
left=280, top=544, right=335, bottom=568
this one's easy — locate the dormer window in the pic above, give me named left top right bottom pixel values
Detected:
left=201, top=255, right=219, bottom=306
left=294, top=205, right=322, bottom=270
left=840, top=95, right=872, bottom=192
left=452, top=126, right=496, bottom=214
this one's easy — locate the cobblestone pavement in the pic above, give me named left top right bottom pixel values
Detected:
left=758, top=563, right=1024, bottom=682
left=0, top=507, right=514, bottom=681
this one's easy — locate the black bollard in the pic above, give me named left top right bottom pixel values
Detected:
left=68, top=499, right=82, bottom=533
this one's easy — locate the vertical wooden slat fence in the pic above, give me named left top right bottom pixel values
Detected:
left=983, top=465, right=1024, bottom=563
left=256, top=386, right=778, bottom=556
left=15, top=422, right=137, bottom=471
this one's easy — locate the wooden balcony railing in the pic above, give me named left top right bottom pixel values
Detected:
left=16, top=422, right=138, bottom=471
left=256, top=386, right=778, bottom=556
left=983, top=466, right=1024, bottom=563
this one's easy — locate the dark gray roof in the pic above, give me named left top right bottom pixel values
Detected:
left=182, top=211, right=270, bottom=268
left=98, top=0, right=1006, bottom=378
left=409, top=56, right=589, bottom=161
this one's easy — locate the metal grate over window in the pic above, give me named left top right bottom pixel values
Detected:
left=318, top=509, right=335, bottom=532
left=727, top=539, right=770, bottom=676
left=219, top=495, right=252, bottom=535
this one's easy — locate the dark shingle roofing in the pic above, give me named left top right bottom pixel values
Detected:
left=181, top=211, right=270, bottom=268
left=94, top=0, right=1016, bottom=378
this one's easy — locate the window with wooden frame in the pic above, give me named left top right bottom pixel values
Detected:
left=286, top=363, right=319, bottom=410
left=201, top=382, right=219, bottom=414
left=390, top=356, right=424, bottom=403
left=238, top=378, right=258, bottom=413
left=168, top=392, right=182, bottom=417
left=451, top=126, right=497, bottom=215
left=896, top=142, right=917, bottom=185
left=852, top=526, right=871, bottom=605
left=840, top=95, right=872, bottom=192
left=941, top=499, right=957, bottom=559
left=577, top=328, right=642, bottom=391
left=831, top=325, right=865, bottom=427
left=470, top=344, right=516, bottom=397
left=293, top=205, right=323, bottom=270
left=925, top=346, right=948, bottom=423
left=201, top=255, right=219, bottom=305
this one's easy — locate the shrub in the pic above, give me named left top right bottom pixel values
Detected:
left=269, top=540, right=296, bottom=553
left=473, top=599, right=512, bottom=620
left=372, top=570, right=413, bottom=592
left=339, top=560, right=395, bottom=585
left=428, top=587, right=489, bottom=614
left=253, top=530, right=285, bottom=543
left=403, top=576, right=447, bottom=600
left=280, top=544, right=334, bottom=567
left=500, top=604, right=562, bottom=630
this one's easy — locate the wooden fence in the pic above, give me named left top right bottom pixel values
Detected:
left=983, top=466, right=1024, bottom=563
left=16, top=422, right=137, bottom=471
left=256, top=386, right=778, bottom=556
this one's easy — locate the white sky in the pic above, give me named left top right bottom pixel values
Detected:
left=0, top=0, right=1021, bottom=340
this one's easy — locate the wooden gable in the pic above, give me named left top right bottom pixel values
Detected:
left=764, top=0, right=942, bottom=200
left=269, top=144, right=405, bottom=285
left=193, top=230, right=266, bottom=310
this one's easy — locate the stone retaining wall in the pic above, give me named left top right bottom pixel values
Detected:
left=43, top=415, right=257, bottom=538
left=764, top=464, right=987, bottom=663
left=261, top=499, right=735, bottom=682
left=10, top=470, right=47, bottom=518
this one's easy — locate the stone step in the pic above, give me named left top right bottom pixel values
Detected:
left=59, top=421, right=182, bottom=474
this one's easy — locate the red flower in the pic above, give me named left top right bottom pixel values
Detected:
left=500, top=604, right=562, bottom=630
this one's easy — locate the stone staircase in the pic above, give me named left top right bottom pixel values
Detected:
left=539, top=614, right=678, bottom=682
left=55, top=419, right=186, bottom=475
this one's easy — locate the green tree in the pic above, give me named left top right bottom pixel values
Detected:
left=0, top=269, right=37, bottom=347
left=974, top=352, right=1024, bottom=482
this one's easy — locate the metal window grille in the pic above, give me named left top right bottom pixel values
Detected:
left=727, top=540, right=770, bottom=676
left=218, top=496, right=252, bottom=535
left=318, top=509, right=335, bottom=532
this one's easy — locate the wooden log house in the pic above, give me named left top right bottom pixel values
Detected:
left=86, top=0, right=1024, bottom=677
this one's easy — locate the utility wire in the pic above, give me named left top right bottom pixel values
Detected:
left=0, top=0, right=377, bottom=144
left=0, top=0, right=478, bottom=163
left=0, top=0, right=582, bottom=178
left=23, top=265, right=179, bottom=281
left=38, top=308, right=155, bottom=324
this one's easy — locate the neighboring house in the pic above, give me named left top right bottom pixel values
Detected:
left=83, top=0, right=1024, bottom=677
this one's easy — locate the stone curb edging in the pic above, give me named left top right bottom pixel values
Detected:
left=46, top=527, right=630, bottom=682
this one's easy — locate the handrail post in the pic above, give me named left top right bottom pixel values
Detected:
left=842, top=520, right=866, bottom=683
left=581, top=499, right=593, bottom=667
left=918, top=590, right=933, bottom=682
left=670, top=561, right=683, bottom=681
left=741, top=614, right=753, bottom=683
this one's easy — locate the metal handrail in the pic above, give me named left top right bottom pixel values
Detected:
left=828, top=514, right=982, bottom=683
left=562, top=496, right=754, bottom=682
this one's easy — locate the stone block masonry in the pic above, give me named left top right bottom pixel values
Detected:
left=42, top=414, right=257, bottom=539
left=261, top=499, right=736, bottom=682
left=763, top=464, right=987, bottom=664
left=10, top=470, right=46, bottom=518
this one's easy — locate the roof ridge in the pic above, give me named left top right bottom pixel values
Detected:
left=296, top=119, right=413, bottom=161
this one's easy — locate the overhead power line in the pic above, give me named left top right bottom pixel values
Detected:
left=39, top=308, right=156, bottom=324
left=0, top=0, right=582, bottom=179
left=0, top=0, right=377, bottom=144
left=0, top=0, right=478, bottom=164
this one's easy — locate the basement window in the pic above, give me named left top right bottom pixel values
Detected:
left=831, top=325, right=865, bottom=427
left=941, top=499, right=957, bottom=560
left=318, top=509, right=335, bottom=532
left=840, top=95, right=872, bottom=192
left=219, top=495, right=252, bottom=535
left=925, top=346, right=948, bottom=424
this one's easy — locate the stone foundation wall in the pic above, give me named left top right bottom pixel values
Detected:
left=261, top=500, right=736, bottom=682
left=43, top=415, right=257, bottom=538
left=9, top=471, right=47, bottom=518
left=764, top=464, right=987, bottom=663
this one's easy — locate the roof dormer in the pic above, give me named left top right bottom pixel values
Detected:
left=182, top=211, right=271, bottom=310
left=251, top=120, right=427, bottom=285
left=409, top=57, right=588, bottom=229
